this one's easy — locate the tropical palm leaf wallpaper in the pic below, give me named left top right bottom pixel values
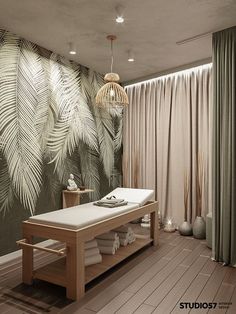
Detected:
left=0, top=29, right=123, bottom=254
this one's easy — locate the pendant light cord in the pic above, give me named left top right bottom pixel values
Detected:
left=110, top=39, right=114, bottom=73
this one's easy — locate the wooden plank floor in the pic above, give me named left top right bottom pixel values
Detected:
left=0, top=231, right=235, bottom=313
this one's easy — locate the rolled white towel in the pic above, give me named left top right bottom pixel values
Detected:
left=85, top=247, right=100, bottom=258
left=114, top=240, right=120, bottom=250
left=120, top=238, right=128, bottom=247
left=113, top=225, right=133, bottom=233
left=96, top=232, right=118, bottom=241
left=128, top=234, right=136, bottom=244
left=97, top=239, right=115, bottom=247
left=117, top=232, right=128, bottom=240
left=97, top=239, right=120, bottom=250
left=85, top=253, right=102, bottom=266
left=117, top=240, right=120, bottom=249
left=117, top=231, right=134, bottom=239
left=85, top=239, right=98, bottom=250
left=99, top=246, right=116, bottom=255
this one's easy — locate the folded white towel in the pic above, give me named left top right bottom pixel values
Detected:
left=117, top=230, right=134, bottom=239
left=97, top=239, right=120, bottom=250
left=99, top=246, right=116, bottom=255
left=85, top=253, right=102, bottom=266
left=97, top=198, right=125, bottom=204
left=94, top=200, right=128, bottom=208
left=113, top=225, right=133, bottom=233
left=120, top=238, right=128, bottom=247
left=85, top=239, right=98, bottom=250
left=85, top=247, right=100, bottom=258
left=96, top=232, right=118, bottom=240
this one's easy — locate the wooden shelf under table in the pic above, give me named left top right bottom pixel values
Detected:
left=33, top=237, right=153, bottom=287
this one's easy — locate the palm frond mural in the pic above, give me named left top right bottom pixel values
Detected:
left=0, top=29, right=5, bottom=44
left=114, top=110, right=123, bottom=152
left=60, top=152, right=81, bottom=186
left=41, top=162, right=62, bottom=211
left=80, top=66, right=92, bottom=101
left=0, top=154, right=14, bottom=216
left=47, top=55, right=98, bottom=170
left=39, top=53, right=58, bottom=151
left=80, top=68, right=124, bottom=184
left=79, top=143, right=100, bottom=201
left=0, top=33, right=42, bottom=215
left=87, top=70, right=115, bottom=179
left=0, top=30, right=123, bottom=216
left=34, top=49, right=49, bottom=141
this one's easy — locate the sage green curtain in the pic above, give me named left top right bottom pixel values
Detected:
left=212, top=26, right=236, bottom=266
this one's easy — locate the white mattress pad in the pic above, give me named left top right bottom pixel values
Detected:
left=28, top=202, right=137, bottom=230
left=28, top=188, right=154, bottom=230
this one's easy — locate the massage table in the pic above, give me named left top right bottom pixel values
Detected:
left=17, top=188, right=159, bottom=300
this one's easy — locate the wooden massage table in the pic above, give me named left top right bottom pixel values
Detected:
left=17, top=188, right=159, bottom=301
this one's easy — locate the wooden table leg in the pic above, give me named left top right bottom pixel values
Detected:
left=66, top=240, right=85, bottom=300
left=63, top=193, right=81, bottom=209
left=62, top=192, right=66, bottom=209
left=150, top=210, right=159, bottom=246
left=22, top=234, right=33, bottom=285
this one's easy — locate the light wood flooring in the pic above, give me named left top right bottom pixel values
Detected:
left=0, top=231, right=236, bottom=314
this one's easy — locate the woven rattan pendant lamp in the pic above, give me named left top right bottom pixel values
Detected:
left=95, top=35, right=129, bottom=108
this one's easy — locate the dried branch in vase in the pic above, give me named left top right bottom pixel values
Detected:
left=133, top=152, right=139, bottom=188
left=122, top=154, right=128, bottom=187
left=184, top=172, right=190, bottom=221
left=196, top=153, right=204, bottom=217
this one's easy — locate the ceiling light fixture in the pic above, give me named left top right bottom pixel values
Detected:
left=128, top=51, right=135, bottom=62
left=128, top=57, right=134, bottom=62
left=95, top=35, right=129, bottom=108
left=116, top=15, right=124, bottom=23
left=115, top=5, right=125, bottom=23
left=69, top=42, right=76, bottom=55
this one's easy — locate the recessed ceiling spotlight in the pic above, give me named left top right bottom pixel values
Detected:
left=116, top=15, right=124, bottom=23
left=115, top=5, right=125, bottom=23
left=128, top=51, right=135, bottom=62
left=69, top=42, right=76, bottom=55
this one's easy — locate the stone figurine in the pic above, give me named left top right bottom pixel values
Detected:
left=67, top=174, right=78, bottom=191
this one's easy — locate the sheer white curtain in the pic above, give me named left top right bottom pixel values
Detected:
left=123, top=64, right=212, bottom=225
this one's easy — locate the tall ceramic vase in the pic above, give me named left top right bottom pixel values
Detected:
left=193, top=216, right=206, bottom=239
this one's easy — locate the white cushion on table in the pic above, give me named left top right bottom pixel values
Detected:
left=102, top=188, right=154, bottom=206
left=28, top=202, right=138, bottom=230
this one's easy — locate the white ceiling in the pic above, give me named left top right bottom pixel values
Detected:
left=0, top=0, right=235, bottom=82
